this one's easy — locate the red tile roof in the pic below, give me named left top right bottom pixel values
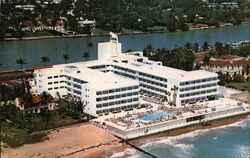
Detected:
left=222, top=54, right=240, bottom=60
left=56, top=20, right=65, bottom=25
left=208, top=59, right=249, bottom=66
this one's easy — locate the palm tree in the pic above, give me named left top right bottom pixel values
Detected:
left=193, top=43, right=199, bottom=53
left=164, top=91, right=172, bottom=106
left=214, top=42, right=223, bottom=55
left=87, top=42, right=93, bottom=47
left=184, top=42, right=191, bottom=51
left=40, top=56, right=50, bottom=66
left=82, top=52, right=90, bottom=61
left=62, top=54, right=69, bottom=63
left=171, top=86, right=178, bottom=106
left=16, top=58, right=27, bottom=69
left=202, top=41, right=209, bottom=52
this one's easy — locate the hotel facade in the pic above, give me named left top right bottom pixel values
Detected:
left=33, top=33, right=219, bottom=117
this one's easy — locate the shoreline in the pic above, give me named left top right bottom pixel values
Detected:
left=1, top=22, right=249, bottom=42
left=1, top=113, right=249, bottom=158
left=95, top=113, right=250, bottom=158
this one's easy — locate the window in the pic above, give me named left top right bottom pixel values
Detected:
left=115, top=101, right=121, bottom=104
left=54, top=81, right=58, bottom=84
left=121, top=88, right=126, bottom=91
left=54, top=76, right=58, bottom=78
left=96, top=104, right=102, bottom=108
left=103, top=103, right=108, bottom=107
left=133, top=92, right=139, bottom=95
left=128, top=87, right=133, bottom=90
left=96, top=98, right=102, bottom=101
left=121, top=100, right=127, bottom=104
left=127, top=93, right=133, bottom=96
left=97, top=91, right=102, bottom=95
left=48, top=82, right=52, bottom=85
left=48, top=88, right=52, bottom=90
left=109, top=102, right=115, bottom=106
left=115, top=89, right=120, bottom=92
left=180, top=94, right=184, bottom=98
left=109, top=89, right=114, bottom=93
left=103, top=90, right=108, bottom=94
left=133, top=86, right=139, bottom=89
left=133, top=98, right=139, bottom=101
left=196, top=80, right=201, bottom=83
left=60, top=81, right=64, bottom=83
left=109, top=96, right=114, bottom=99
left=103, top=97, right=108, bottom=100
left=54, top=87, right=58, bottom=89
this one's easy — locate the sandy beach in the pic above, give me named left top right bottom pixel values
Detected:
left=1, top=123, right=123, bottom=158
left=1, top=114, right=249, bottom=158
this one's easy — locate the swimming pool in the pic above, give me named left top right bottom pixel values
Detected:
left=138, top=111, right=170, bottom=121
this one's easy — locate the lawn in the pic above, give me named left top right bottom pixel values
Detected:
left=92, top=28, right=109, bottom=35
left=0, top=112, right=80, bottom=148
left=147, top=26, right=167, bottom=31
left=121, top=28, right=137, bottom=34
left=28, top=111, right=80, bottom=132
left=226, top=82, right=250, bottom=91
left=0, top=121, right=48, bottom=148
left=23, top=31, right=55, bottom=37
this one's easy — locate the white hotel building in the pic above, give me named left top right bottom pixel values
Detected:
left=33, top=33, right=219, bottom=117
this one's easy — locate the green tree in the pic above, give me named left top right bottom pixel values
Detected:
left=184, top=42, right=191, bottom=50
left=16, top=58, right=27, bottom=69
left=234, top=74, right=245, bottom=82
left=193, top=43, right=199, bottom=52
left=41, top=110, right=52, bottom=125
left=214, top=42, right=223, bottom=56
left=62, top=54, right=70, bottom=63
left=203, top=54, right=211, bottom=64
left=202, top=41, right=209, bottom=52
left=40, top=56, right=50, bottom=66
left=82, top=52, right=90, bottom=61
left=143, top=44, right=154, bottom=57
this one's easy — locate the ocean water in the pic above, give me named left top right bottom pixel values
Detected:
left=110, top=116, right=250, bottom=158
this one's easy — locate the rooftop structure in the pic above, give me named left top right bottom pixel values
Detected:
left=33, top=32, right=219, bottom=117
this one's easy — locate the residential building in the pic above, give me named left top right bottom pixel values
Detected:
left=15, top=5, right=36, bottom=11
left=54, top=20, right=65, bottom=32
left=78, top=18, right=96, bottom=30
left=203, top=54, right=250, bottom=80
left=33, top=33, right=219, bottom=117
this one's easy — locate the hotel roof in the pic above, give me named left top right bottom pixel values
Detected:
left=35, top=52, right=218, bottom=84
left=35, top=62, right=139, bottom=91
left=111, top=54, right=217, bottom=81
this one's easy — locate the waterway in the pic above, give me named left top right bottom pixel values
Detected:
left=0, top=23, right=249, bottom=70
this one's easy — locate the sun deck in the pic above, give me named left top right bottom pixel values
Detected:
left=93, top=98, right=250, bottom=140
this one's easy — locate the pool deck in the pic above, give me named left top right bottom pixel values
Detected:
left=92, top=98, right=250, bottom=140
